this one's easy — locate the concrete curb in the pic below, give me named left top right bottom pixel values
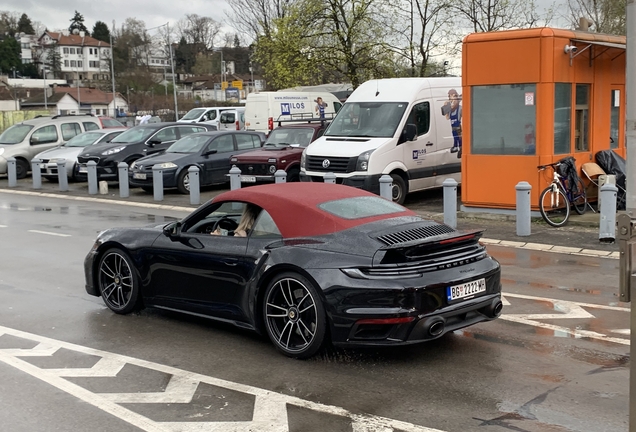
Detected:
left=0, top=188, right=616, bottom=259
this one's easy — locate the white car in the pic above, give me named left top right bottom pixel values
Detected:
left=35, top=128, right=127, bottom=181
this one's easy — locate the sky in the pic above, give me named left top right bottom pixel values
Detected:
left=0, top=0, right=234, bottom=38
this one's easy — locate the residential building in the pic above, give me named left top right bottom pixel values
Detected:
left=38, top=30, right=112, bottom=82
left=18, top=33, right=37, bottom=65
left=53, top=86, right=128, bottom=116
left=21, top=92, right=79, bottom=115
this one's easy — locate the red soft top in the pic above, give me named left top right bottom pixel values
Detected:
left=211, top=183, right=416, bottom=238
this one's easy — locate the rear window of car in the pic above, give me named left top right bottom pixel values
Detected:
left=61, top=123, right=82, bottom=140
left=101, top=118, right=124, bottom=127
left=317, top=196, right=406, bottom=220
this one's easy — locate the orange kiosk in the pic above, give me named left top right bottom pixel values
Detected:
left=461, top=27, right=625, bottom=210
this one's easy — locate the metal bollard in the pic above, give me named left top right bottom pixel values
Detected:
left=443, top=178, right=458, bottom=228
left=152, top=165, right=163, bottom=201
left=87, top=161, right=98, bottom=195
left=324, top=172, right=336, bottom=184
left=515, top=181, right=532, bottom=236
left=31, top=159, right=42, bottom=189
left=379, top=175, right=392, bottom=200
left=188, top=166, right=200, bottom=205
left=118, top=162, right=129, bottom=198
left=229, top=165, right=241, bottom=190
left=7, top=157, right=16, bottom=187
left=275, top=169, right=287, bottom=183
left=599, top=183, right=618, bottom=243
left=56, top=159, right=68, bottom=191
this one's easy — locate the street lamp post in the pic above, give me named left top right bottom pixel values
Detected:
left=43, top=68, right=48, bottom=110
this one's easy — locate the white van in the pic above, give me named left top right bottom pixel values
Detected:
left=218, top=108, right=246, bottom=131
left=244, top=92, right=342, bottom=133
left=299, top=77, right=462, bottom=204
left=178, top=106, right=243, bottom=129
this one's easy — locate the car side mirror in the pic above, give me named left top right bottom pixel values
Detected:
left=163, top=221, right=182, bottom=239
left=147, top=139, right=161, bottom=147
left=398, top=124, right=417, bottom=145
left=30, top=136, right=40, bottom=145
left=204, top=149, right=218, bottom=156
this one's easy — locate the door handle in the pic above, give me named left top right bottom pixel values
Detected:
left=425, top=142, right=434, bottom=146
left=224, top=260, right=238, bottom=266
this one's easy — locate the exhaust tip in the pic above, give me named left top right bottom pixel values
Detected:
left=493, top=301, right=503, bottom=317
left=429, top=320, right=445, bottom=337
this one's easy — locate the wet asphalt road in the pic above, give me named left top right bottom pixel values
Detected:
left=0, top=192, right=629, bottom=432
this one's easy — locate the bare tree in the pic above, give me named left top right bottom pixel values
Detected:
left=453, top=0, right=546, bottom=33
left=225, top=0, right=297, bottom=41
left=177, top=14, right=221, bottom=50
left=566, top=0, right=625, bottom=35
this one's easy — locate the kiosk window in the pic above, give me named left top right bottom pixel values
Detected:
left=575, top=84, right=590, bottom=152
left=610, top=89, right=620, bottom=149
left=554, top=83, right=572, bottom=154
left=471, top=84, right=536, bottom=155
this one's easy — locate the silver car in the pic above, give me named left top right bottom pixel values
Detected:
left=35, top=128, right=127, bottom=181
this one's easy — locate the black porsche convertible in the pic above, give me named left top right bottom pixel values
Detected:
left=84, top=183, right=502, bottom=358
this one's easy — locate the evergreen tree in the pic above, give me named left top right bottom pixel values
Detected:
left=17, top=13, right=34, bottom=34
left=69, top=10, right=89, bottom=35
left=0, top=37, right=21, bottom=74
left=45, top=46, right=62, bottom=78
left=92, top=21, right=111, bottom=43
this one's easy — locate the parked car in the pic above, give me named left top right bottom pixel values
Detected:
left=129, top=130, right=266, bottom=193
left=231, top=122, right=327, bottom=183
left=35, top=128, right=127, bottom=181
left=0, top=114, right=102, bottom=179
left=83, top=182, right=502, bottom=358
left=178, top=107, right=243, bottom=129
left=218, top=108, right=246, bottom=131
left=96, top=116, right=126, bottom=128
left=76, top=123, right=215, bottom=181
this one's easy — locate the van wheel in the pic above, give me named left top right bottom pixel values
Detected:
left=16, top=159, right=29, bottom=179
left=287, top=168, right=300, bottom=182
left=390, top=174, right=407, bottom=204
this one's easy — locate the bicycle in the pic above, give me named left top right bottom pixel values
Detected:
left=537, top=157, right=588, bottom=227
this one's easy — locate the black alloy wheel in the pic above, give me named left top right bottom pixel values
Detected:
left=263, top=272, right=326, bottom=359
left=16, top=159, right=29, bottom=179
left=97, top=248, right=140, bottom=314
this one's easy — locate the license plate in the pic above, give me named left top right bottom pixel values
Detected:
left=241, top=176, right=256, bottom=183
left=447, top=278, right=486, bottom=301
left=133, top=173, right=146, bottom=180
left=78, top=165, right=87, bottom=173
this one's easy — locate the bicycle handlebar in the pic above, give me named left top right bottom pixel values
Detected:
left=537, top=162, right=561, bottom=170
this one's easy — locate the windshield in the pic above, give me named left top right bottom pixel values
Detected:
left=65, top=131, right=105, bottom=147
left=167, top=134, right=210, bottom=153
left=110, top=126, right=156, bottom=144
left=324, top=102, right=408, bottom=138
left=265, top=128, right=314, bottom=148
left=0, top=124, right=34, bottom=145
left=181, top=109, right=206, bottom=121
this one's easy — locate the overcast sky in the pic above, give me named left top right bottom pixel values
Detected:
left=0, top=0, right=567, bottom=46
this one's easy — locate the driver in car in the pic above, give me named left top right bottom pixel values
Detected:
left=211, top=204, right=260, bottom=237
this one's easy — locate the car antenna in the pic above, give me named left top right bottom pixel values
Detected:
left=375, top=80, right=379, bottom=97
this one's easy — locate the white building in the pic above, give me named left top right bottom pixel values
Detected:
left=18, top=33, right=37, bottom=65
left=38, top=30, right=112, bottom=82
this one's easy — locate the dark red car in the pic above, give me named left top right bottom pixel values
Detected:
left=230, top=122, right=327, bottom=183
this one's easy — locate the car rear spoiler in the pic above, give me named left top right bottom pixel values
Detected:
left=378, top=229, right=484, bottom=251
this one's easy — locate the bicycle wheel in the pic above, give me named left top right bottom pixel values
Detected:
left=539, top=186, right=570, bottom=227
left=572, top=178, right=587, bottom=215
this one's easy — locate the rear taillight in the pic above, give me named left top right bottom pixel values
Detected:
left=236, top=120, right=240, bottom=130
left=268, top=117, right=273, bottom=130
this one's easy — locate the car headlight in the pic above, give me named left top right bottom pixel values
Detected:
left=154, top=162, right=177, bottom=169
left=230, top=157, right=238, bottom=163
left=269, top=165, right=276, bottom=174
left=101, top=146, right=126, bottom=156
left=0, top=148, right=4, bottom=156
left=356, top=150, right=374, bottom=171
left=300, top=149, right=307, bottom=169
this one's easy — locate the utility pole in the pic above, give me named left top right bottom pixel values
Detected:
left=167, top=22, right=178, bottom=121
left=110, top=20, right=117, bottom=119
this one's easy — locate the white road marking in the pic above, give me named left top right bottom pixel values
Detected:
left=27, top=230, right=71, bottom=237
left=611, top=329, right=630, bottom=335
left=501, top=292, right=630, bottom=345
left=0, top=325, right=445, bottom=432
left=0, top=224, right=6, bottom=228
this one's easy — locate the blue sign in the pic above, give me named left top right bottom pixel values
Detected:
left=225, top=87, right=240, bottom=99
left=281, top=103, right=291, bottom=115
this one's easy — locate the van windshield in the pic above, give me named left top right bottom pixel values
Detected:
left=324, top=102, right=408, bottom=138
left=0, top=124, right=34, bottom=145
left=181, top=109, right=206, bottom=121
